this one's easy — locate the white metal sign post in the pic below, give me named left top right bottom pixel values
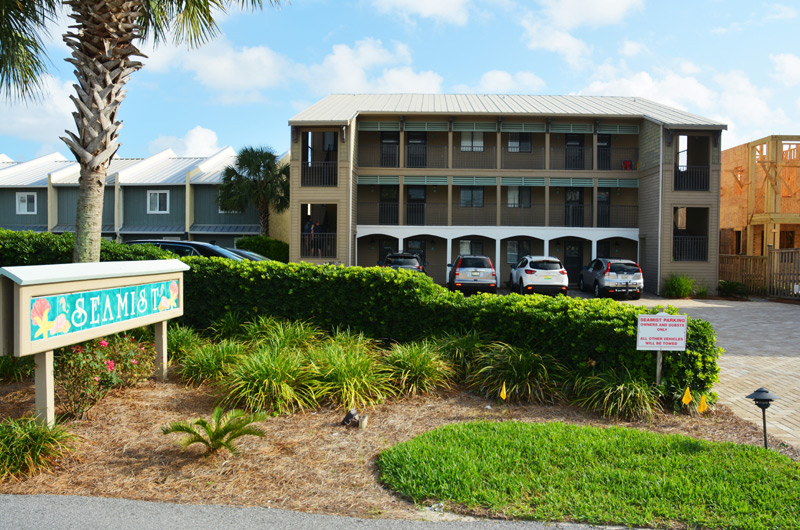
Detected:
left=0, top=260, right=189, bottom=425
left=636, top=312, right=687, bottom=385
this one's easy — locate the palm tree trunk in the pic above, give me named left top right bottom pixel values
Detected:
left=61, top=0, right=144, bottom=262
left=257, top=196, right=270, bottom=236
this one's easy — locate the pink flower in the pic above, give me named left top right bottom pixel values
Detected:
left=94, top=376, right=100, bottom=382
left=105, top=359, right=115, bottom=372
left=131, top=359, right=138, bottom=365
left=99, top=340, right=109, bottom=347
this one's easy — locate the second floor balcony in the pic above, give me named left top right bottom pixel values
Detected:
left=452, top=146, right=497, bottom=169
left=673, top=235, right=708, bottom=261
left=674, top=165, right=710, bottom=191
left=301, top=162, right=338, bottom=187
left=358, top=199, right=638, bottom=229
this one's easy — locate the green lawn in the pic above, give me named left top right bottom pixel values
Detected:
left=377, top=421, right=800, bottom=529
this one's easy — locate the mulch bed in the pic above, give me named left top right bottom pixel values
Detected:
left=1, top=377, right=797, bottom=521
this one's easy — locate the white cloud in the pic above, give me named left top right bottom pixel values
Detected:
left=763, top=3, right=797, bottom=21
left=370, top=0, right=471, bottom=25
left=713, top=70, right=787, bottom=129
left=679, top=61, right=702, bottom=75
left=538, top=0, right=643, bottom=30
left=454, top=70, right=546, bottom=93
left=0, top=75, right=74, bottom=144
left=521, top=16, right=591, bottom=68
left=770, top=53, right=800, bottom=86
left=619, top=40, right=648, bottom=57
left=581, top=70, right=717, bottom=111
left=299, top=38, right=442, bottom=94
left=148, top=126, right=220, bottom=157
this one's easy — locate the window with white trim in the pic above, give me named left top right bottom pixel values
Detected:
left=460, top=132, right=484, bottom=152
left=147, top=190, right=170, bottom=214
left=15, top=192, right=37, bottom=215
left=508, top=132, right=532, bottom=153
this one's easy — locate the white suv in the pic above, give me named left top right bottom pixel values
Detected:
left=510, top=256, right=568, bottom=295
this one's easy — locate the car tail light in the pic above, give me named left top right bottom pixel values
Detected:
left=524, top=268, right=534, bottom=274
left=559, top=269, right=567, bottom=275
left=490, top=260, right=496, bottom=278
left=603, top=262, right=617, bottom=279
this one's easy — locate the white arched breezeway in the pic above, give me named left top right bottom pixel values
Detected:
left=355, top=225, right=639, bottom=286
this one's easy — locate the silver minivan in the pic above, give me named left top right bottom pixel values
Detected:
left=578, top=258, right=643, bottom=299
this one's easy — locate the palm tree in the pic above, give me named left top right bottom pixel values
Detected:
left=218, top=146, right=289, bottom=236
left=161, top=406, right=267, bottom=456
left=0, top=1, right=281, bottom=263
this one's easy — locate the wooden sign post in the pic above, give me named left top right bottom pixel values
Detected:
left=0, top=260, right=189, bottom=425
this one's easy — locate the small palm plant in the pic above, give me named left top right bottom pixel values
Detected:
left=161, top=407, right=267, bottom=456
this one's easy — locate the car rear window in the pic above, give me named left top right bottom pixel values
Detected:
left=610, top=263, right=639, bottom=274
left=459, top=257, right=492, bottom=268
left=529, top=260, right=562, bottom=270
left=389, top=257, right=420, bottom=266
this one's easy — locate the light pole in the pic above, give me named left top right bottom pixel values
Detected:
left=745, top=387, right=780, bottom=450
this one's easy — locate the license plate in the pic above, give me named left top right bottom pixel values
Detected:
left=472, top=271, right=480, bottom=276
left=543, top=276, right=552, bottom=280
left=620, top=275, right=630, bottom=280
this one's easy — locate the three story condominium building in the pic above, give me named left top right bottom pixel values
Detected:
left=288, top=94, right=727, bottom=294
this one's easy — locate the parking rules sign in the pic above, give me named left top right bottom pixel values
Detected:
left=637, top=312, right=687, bottom=351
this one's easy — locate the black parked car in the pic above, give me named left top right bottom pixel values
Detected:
left=226, top=248, right=271, bottom=261
left=126, top=240, right=244, bottom=260
left=380, top=252, right=426, bottom=274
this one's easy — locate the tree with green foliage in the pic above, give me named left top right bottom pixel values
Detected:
left=218, top=146, right=289, bottom=237
left=0, top=1, right=281, bottom=263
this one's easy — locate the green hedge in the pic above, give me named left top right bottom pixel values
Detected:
left=182, top=259, right=721, bottom=393
left=234, top=235, right=289, bottom=263
left=0, top=229, right=172, bottom=266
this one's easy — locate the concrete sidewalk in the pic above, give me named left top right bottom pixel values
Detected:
left=628, top=295, right=800, bottom=448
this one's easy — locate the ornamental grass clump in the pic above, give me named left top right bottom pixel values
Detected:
left=177, top=340, right=244, bottom=386
left=468, top=342, right=562, bottom=404
left=161, top=406, right=266, bottom=456
left=663, top=274, right=695, bottom=298
left=209, top=310, right=248, bottom=341
left=167, top=323, right=207, bottom=363
left=221, top=344, right=317, bottom=415
left=381, top=341, right=455, bottom=397
left=0, top=417, right=75, bottom=480
left=306, top=337, right=394, bottom=409
left=570, top=367, right=663, bottom=421
left=428, top=330, right=487, bottom=382
left=242, top=315, right=325, bottom=350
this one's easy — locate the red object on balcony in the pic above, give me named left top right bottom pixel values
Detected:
left=622, top=160, right=633, bottom=170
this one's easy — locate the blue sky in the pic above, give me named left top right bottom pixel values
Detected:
left=2, top=0, right=799, bottom=162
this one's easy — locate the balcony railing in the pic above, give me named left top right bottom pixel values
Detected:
left=673, top=235, right=708, bottom=261
left=452, top=202, right=497, bottom=225
left=549, top=204, right=593, bottom=227
left=300, top=232, right=337, bottom=259
left=502, top=147, right=545, bottom=170
left=550, top=147, right=593, bottom=170
left=358, top=202, right=399, bottom=225
left=597, top=148, right=639, bottom=171
left=404, top=203, right=448, bottom=225
left=500, top=203, right=546, bottom=226
left=674, top=165, right=710, bottom=191
left=301, top=162, right=338, bottom=187
left=453, top=146, right=497, bottom=169
left=406, top=145, right=448, bottom=168
left=597, top=205, right=638, bottom=228
left=358, top=145, right=399, bottom=168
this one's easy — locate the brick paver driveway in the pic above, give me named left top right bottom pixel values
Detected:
left=626, top=294, right=800, bottom=448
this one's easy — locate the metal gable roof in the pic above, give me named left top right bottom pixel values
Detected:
left=0, top=153, right=72, bottom=187
left=288, top=94, right=727, bottom=129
